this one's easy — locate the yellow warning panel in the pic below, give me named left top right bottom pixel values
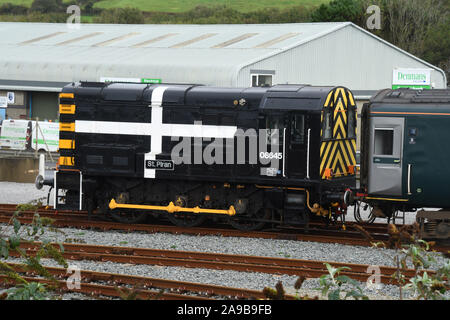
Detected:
left=59, top=104, right=76, bottom=114
left=59, top=93, right=74, bottom=99
left=60, top=122, right=75, bottom=132
left=59, top=139, right=75, bottom=149
left=58, top=156, right=74, bottom=166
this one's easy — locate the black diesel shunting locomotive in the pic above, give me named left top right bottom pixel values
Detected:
left=38, top=82, right=357, bottom=230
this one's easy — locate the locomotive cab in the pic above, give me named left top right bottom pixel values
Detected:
left=259, top=102, right=315, bottom=179
left=259, top=86, right=357, bottom=223
left=259, top=86, right=356, bottom=184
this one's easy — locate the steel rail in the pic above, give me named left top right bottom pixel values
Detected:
left=2, top=262, right=286, bottom=300
left=0, top=212, right=383, bottom=247
left=1, top=204, right=448, bottom=252
left=0, top=203, right=413, bottom=234
left=0, top=274, right=211, bottom=300
left=14, top=242, right=427, bottom=285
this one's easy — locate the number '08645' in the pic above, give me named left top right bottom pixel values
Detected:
left=259, top=152, right=283, bottom=160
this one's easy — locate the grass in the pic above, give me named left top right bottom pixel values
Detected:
left=95, top=0, right=331, bottom=13
left=0, top=0, right=32, bottom=5
left=0, top=0, right=330, bottom=13
left=81, top=15, right=94, bottom=23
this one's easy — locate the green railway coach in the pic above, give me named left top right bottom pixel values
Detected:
left=360, top=88, right=450, bottom=238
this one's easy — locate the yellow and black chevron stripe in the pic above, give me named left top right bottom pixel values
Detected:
left=58, top=92, right=76, bottom=169
left=320, top=88, right=357, bottom=179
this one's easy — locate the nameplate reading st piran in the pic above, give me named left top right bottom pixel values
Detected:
left=145, top=159, right=174, bottom=170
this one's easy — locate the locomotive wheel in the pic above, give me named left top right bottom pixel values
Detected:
left=102, top=196, right=148, bottom=224
left=166, top=196, right=207, bottom=228
left=228, top=208, right=271, bottom=231
left=353, top=201, right=376, bottom=224
left=109, top=208, right=148, bottom=224
left=167, top=212, right=207, bottom=228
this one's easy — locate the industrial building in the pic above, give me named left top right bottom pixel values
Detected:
left=0, top=21, right=447, bottom=127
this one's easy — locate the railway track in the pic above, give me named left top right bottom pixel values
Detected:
left=1, top=203, right=449, bottom=253
left=11, top=242, right=428, bottom=286
left=1, top=262, right=281, bottom=300
left=1, top=202, right=446, bottom=299
left=0, top=203, right=401, bottom=235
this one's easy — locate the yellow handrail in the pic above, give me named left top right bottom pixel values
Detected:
left=109, top=199, right=236, bottom=216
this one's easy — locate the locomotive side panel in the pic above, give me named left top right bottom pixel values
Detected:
left=402, top=113, right=450, bottom=207
left=156, top=105, right=261, bottom=183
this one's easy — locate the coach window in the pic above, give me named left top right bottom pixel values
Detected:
left=374, top=128, right=394, bottom=155
left=251, top=74, right=273, bottom=87
left=291, top=114, right=305, bottom=144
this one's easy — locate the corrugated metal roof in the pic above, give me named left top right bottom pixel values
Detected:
left=1, top=22, right=345, bottom=48
left=0, top=22, right=446, bottom=91
left=0, top=22, right=349, bottom=90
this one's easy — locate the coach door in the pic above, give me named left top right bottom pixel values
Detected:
left=368, top=117, right=404, bottom=196
left=286, top=113, right=308, bottom=178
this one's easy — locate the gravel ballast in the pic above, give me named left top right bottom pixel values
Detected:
left=0, top=181, right=448, bottom=300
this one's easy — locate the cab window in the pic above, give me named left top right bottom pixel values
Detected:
left=265, top=115, right=285, bottom=144
left=322, top=109, right=332, bottom=140
left=291, top=114, right=305, bottom=144
left=347, top=106, right=356, bottom=139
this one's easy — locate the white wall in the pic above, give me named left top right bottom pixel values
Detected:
left=238, top=25, right=446, bottom=90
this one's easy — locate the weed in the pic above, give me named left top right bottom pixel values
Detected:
left=316, top=263, right=369, bottom=300
left=0, top=203, right=67, bottom=299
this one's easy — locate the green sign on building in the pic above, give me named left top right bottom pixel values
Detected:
left=141, top=78, right=162, bottom=84
left=392, top=68, right=432, bottom=89
left=100, top=77, right=162, bottom=84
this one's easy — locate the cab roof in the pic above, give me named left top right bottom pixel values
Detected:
left=63, top=82, right=349, bottom=112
